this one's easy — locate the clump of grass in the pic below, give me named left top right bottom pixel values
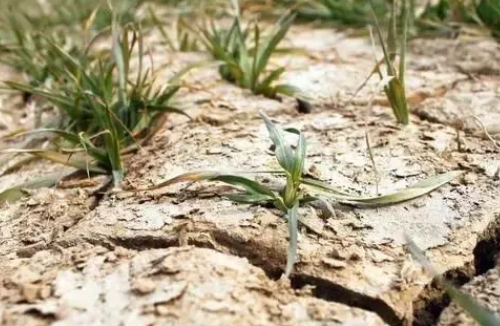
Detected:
left=136, top=112, right=461, bottom=275
left=3, top=23, right=188, bottom=188
left=198, top=0, right=311, bottom=113
left=359, top=0, right=410, bottom=125
left=406, top=237, right=500, bottom=326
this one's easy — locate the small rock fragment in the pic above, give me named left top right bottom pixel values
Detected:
left=22, top=284, right=39, bottom=303
left=132, top=278, right=157, bottom=295
left=10, top=266, right=42, bottom=286
left=39, top=285, right=51, bottom=299
left=322, top=257, right=347, bottom=269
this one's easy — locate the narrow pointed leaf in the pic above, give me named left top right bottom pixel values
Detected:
left=285, top=203, right=299, bottom=277
left=406, top=237, right=500, bottom=326
left=304, top=171, right=462, bottom=206
left=0, top=173, right=63, bottom=204
left=255, top=13, right=295, bottom=79
left=226, top=193, right=276, bottom=203
left=273, top=84, right=302, bottom=97
left=285, top=127, right=306, bottom=182
left=136, top=171, right=275, bottom=199
left=260, top=111, right=295, bottom=172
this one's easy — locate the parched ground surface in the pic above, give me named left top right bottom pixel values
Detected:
left=1, top=14, right=500, bottom=326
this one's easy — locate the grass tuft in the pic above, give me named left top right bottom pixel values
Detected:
left=136, top=113, right=461, bottom=275
left=198, top=0, right=311, bottom=112
left=3, top=22, right=189, bottom=187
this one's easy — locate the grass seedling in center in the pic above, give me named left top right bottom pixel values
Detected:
left=136, top=112, right=461, bottom=276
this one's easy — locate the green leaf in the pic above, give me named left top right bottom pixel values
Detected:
left=406, top=237, right=500, bottom=326
left=399, top=0, right=409, bottom=87
left=285, top=202, right=299, bottom=277
left=369, top=0, right=395, bottom=76
left=273, top=84, right=302, bottom=97
left=260, top=111, right=295, bottom=173
left=226, top=193, right=276, bottom=203
left=137, top=170, right=276, bottom=199
left=303, top=171, right=462, bottom=206
left=285, top=127, right=306, bottom=182
left=11, top=128, right=83, bottom=145
left=213, top=175, right=276, bottom=198
left=445, top=286, right=500, bottom=326
left=0, top=173, right=63, bottom=204
left=385, top=78, right=409, bottom=125
left=254, top=12, right=295, bottom=80
left=256, top=67, right=285, bottom=96
left=112, top=23, right=128, bottom=108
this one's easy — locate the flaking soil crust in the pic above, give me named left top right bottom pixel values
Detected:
left=1, top=21, right=500, bottom=326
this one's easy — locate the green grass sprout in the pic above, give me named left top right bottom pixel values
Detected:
left=134, top=112, right=461, bottom=275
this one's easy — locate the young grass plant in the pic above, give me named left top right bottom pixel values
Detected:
left=361, top=0, right=410, bottom=125
left=136, top=112, right=461, bottom=276
left=2, top=23, right=188, bottom=189
left=198, top=0, right=311, bottom=112
left=406, top=237, right=500, bottom=326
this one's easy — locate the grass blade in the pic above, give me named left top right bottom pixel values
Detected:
left=0, top=173, right=63, bottom=204
left=135, top=170, right=276, bottom=199
left=255, top=12, right=295, bottom=78
left=286, top=127, right=306, bottom=182
left=285, top=202, right=299, bottom=277
left=304, top=171, right=462, bottom=206
left=406, top=237, right=500, bottom=326
left=399, top=0, right=409, bottom=87
left=260, top=111, right=295, bottom=172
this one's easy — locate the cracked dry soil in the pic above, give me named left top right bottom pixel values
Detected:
left=1, top=20, right=500, bottom=326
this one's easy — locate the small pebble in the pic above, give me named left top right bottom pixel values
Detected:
left=132, top=278, right=156, bottom=295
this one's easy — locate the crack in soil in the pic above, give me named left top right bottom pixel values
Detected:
left=291, top=274, right=405, bottom=326
left=61, top=209, right=500, bottom=326
left=212, top=229, right=406, bottom=325
left=412, top=213, right=500, bottom=326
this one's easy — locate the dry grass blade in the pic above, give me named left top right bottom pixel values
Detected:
left=2, top=149, right=107, bottom=174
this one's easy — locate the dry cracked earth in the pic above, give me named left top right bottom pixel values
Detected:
left=1, top=17, right=500, bottom=326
